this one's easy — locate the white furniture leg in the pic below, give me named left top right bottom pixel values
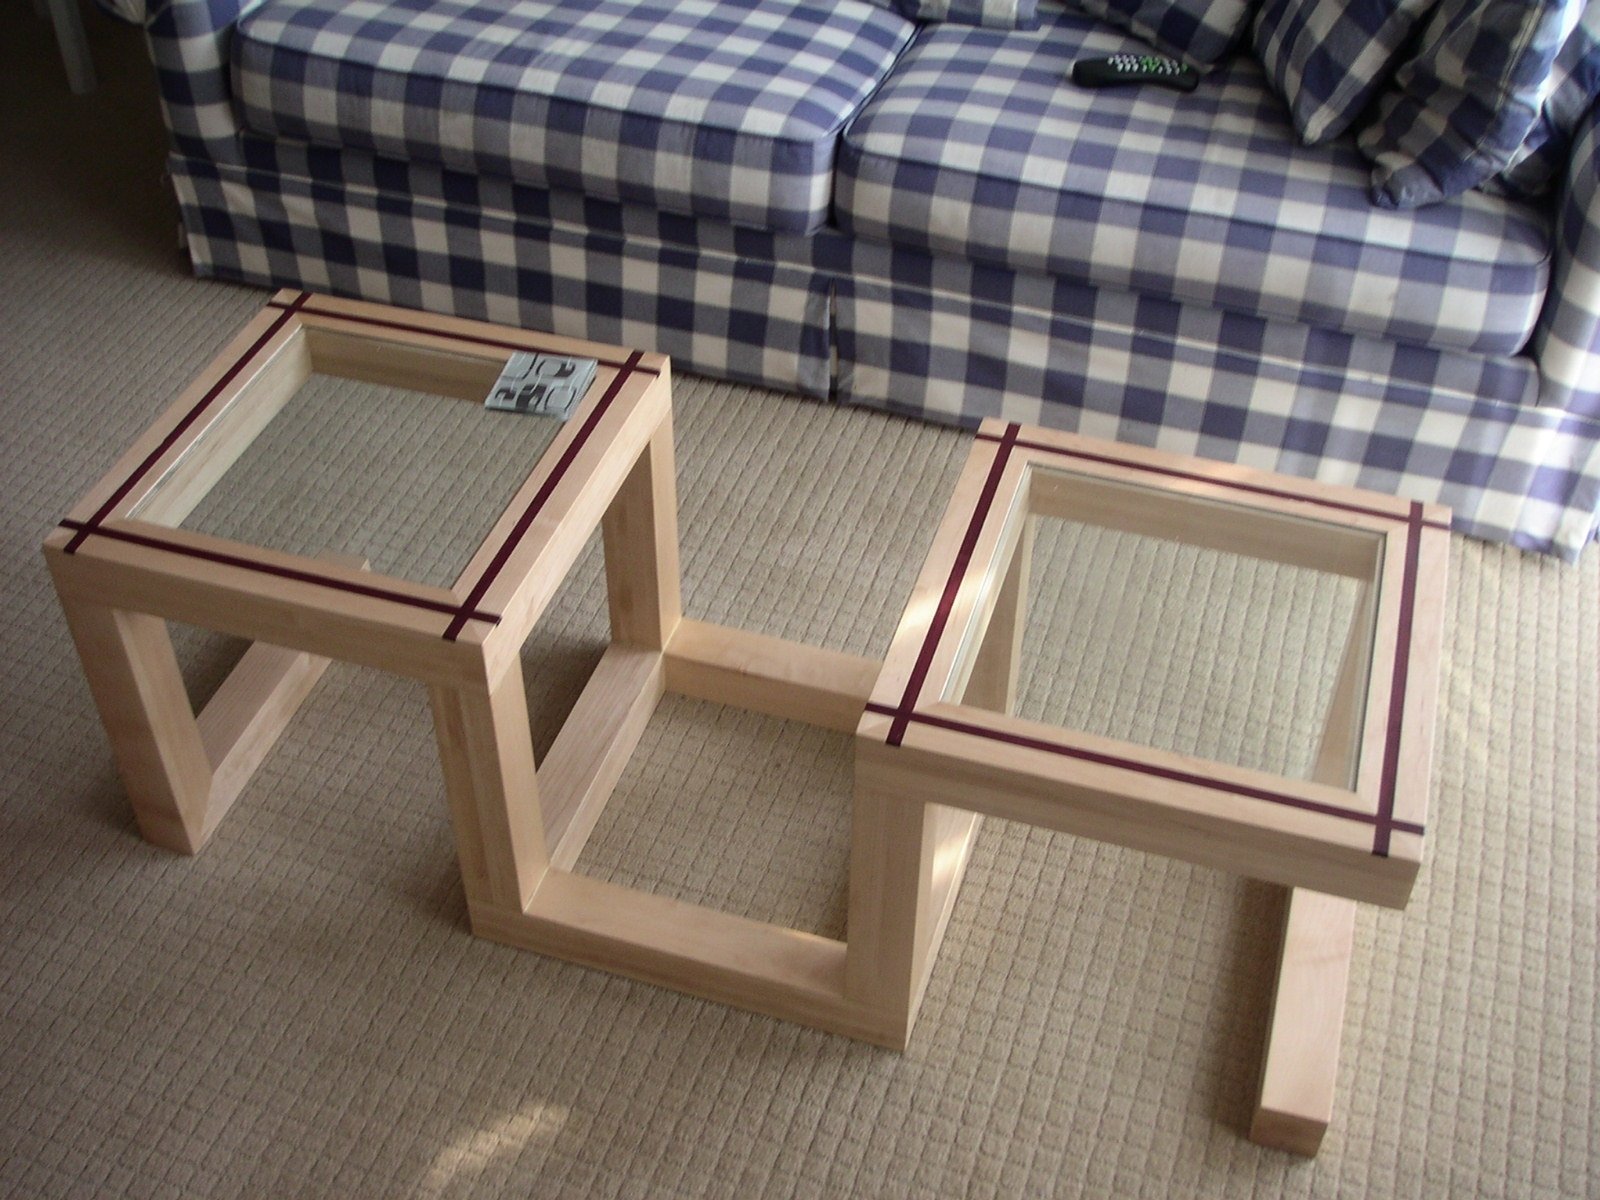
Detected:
left=44, top=0, right=96, bottom=94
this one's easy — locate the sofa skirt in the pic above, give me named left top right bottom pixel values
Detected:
left=169, top=150, right=1600, bottom=559
left=172, top=150, right=836, bottom=401
left=834, top=255, right=1600, bottom=557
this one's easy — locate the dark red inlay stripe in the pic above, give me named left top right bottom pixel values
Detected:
left=1372, top=502, right=1423, bottom=856
left=442, top=350, right=643, bottom=641
left=974, top=430, right=1451, bottom=532
left=888, top=423, right=1019, bottom=747
left=864, top=700, right=1425, bottom=841
left=58, top=519, right=500, bottom=627
left=65, top=292, right=312, bottom=553
left=269, top=298, right=660, bottom=376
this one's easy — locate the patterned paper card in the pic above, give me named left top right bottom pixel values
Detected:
left=484, top=351, right=598, bottom=419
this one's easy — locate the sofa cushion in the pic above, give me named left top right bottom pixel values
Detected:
left=897, top=0, right=1042, bottom=29
left=836, top=5, right=1552, bottom=356
left=1358, top=0, right=1579, bottom=209
left=1252, top=0, right=1435, bottom=145
left=1068, top=0, right=1255, bottom=70
left=1498, top=0, right=1600, bottom=196
left=231, top=0, right=914, bottom=233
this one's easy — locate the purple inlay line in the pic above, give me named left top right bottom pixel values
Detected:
left=57, top=519, right=501, bottom=626
left=887, top=423, right=1019, bottom=747
left=442, top=350, right=644, bottom=641
left=1372, top=502, right=1423, bottom=857
left=65, top=292, right=312, bottom=553
left=865, top=700, right=1425, bottom=841
left=270, top=298, right=661, bottom=375
left=974, top=430, right=1451, bottom=532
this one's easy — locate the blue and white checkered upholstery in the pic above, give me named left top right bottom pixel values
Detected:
left=897, top=0, right=1040, bottom=28
left=835, top=244, right=1600, bottom=554
left=1497, top=0, right=1600, bottom=197
left=167, top=143, right=1600, bottom=557
left=1068, top=0, right=1254, bottom=69
left=231, top=0, right=914, bottom=233
left=1534, top=102, right=1600, bottom=421
left=182, top=145, right=840, bottom=395
left=93, top=0, right=145, bottom=24
left=1252, top=0, right=1435, bottom=145
left=146, top=0, right=251, bottom=162
left=1358, top=0, right=1579, bottom=209
left=837, top=6, right=1552, bottom=356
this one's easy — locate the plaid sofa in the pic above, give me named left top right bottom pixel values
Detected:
left=146, top=0, right=1600, bottom=557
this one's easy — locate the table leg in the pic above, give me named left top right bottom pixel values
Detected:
left=602, top=414, right=682, bottom=652
left=58, top=601, right=213, bottom=851
left=962, top=514, right=1032, bottom=714
left=429, top=657, right=549, bottom=916
left=56, top=597, right=330, bottom=852
left=846, top=518, right=1028, bottom=1047
left=845, top=781, right=933, bottom=1047
left=1249, top=584, right=1373, bottom=1154
left=1251, top=887, right=1358, bottom=1155
left=846, top=774, right=986, bottom=1048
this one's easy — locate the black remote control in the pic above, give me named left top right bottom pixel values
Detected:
left=1071, top=53, right=1199, bottom=91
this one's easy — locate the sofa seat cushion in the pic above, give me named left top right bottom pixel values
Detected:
left=232, top=0, right=914, bottom=233
left=837, top=4, right=1551, bottom=355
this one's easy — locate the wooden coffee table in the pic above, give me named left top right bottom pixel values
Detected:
left=47, top=295, right=1447, bottom=1156
left=854, top=420, right=1449, bottom=1153
left=42, top=290, right=678, bottom=905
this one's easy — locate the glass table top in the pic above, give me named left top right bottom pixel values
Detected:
left=948, top=494, right=1371, bottom=785
left=133, top=350, right=567, bottom=591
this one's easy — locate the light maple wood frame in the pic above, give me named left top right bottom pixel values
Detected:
left=856, top=418, right=1450, bottom=1153
left=42, top=290, right=913, bottom=1048
left=41, top=289, right=678, bottom=868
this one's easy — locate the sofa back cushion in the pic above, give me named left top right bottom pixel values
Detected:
left=836, top=5, right=1551, bottom=355
left=896, top=0, right=1041, bottom=28
left=231, top=0, right=914, bottom=233
left=1067, top=0, right=1255, bottom=68
left=1495, top=0, right=1600, bottom=195
left=1252, top=0, right=1435, bottom=145
left=1357, top=0, right=1579, bottom=207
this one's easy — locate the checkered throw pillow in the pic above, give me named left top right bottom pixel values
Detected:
left=91, top=0, right=144, bottom=21
left=1359, top=0, right=1580, bottom=208
left=897, top=0, right=1040, bottom=27
left=1495, top=0, right=1600, bottom=195
left=1252, top=0, right=1436, bottom=145
left=1067, top=0, right=1255, bottom=69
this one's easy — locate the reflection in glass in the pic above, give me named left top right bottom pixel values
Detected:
left=951, top=468, right=1374, bottom=784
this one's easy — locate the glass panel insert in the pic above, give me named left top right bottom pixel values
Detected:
left=951, top=465, right=1378, bottom=783
left=148, top=368, right=564, bottom=589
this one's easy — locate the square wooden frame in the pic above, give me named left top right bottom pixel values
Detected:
left=42, top=290, right=674, bottom=874
left=43, top=290, right=910, bottom=1047
left=854, top=418, right=1451, bottom=1152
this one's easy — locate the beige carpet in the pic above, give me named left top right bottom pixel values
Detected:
left=2, top=9, right=1595, bottom=1198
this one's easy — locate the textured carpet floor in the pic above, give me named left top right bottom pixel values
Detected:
left=2, top=10, right=1595, bottom=1198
